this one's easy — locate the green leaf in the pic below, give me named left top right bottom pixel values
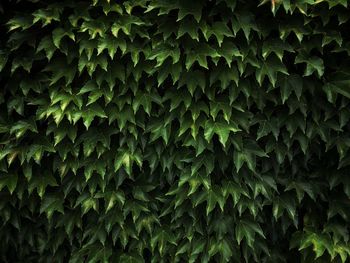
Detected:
left=217, top=41, right=242, bottom=67
left=132, top=90, right=162, bottom=115
left=206, top=186, right=225, bottom=215
left=231, top=12, right=258, bottom=40
left=255, top=56, right=289, bottom=87
left=114, top=151, right=133, bottom=176
left=0, top=51, right=8, bottom=71
left=0, top=173, right=18, bottom=194
left=209, top=101, right=232, bottom=122
left=177, top=0, right=202, bottom=23
left=256, top=118, right=280, bottom=140
left=177, top=18, right=199, bottom=41
left=148, top=44, right=180, bottom=67
left=262, top=39, right=294, bottom=61
left=235, top=220, right=265, bottom=247
left=295, top=52, right=324, bottom=77
left=81, top=104, right=107, bottom=129
left=190, top=154, right=214, bottom=178
left=151, top=229, right=177, bottom=256
left=105, top=191, right=125, bottom=212
left=28, top=173, right=58, bottom=198
left=119, top=254, right=144, bottom=263
left=10, top=119, right=38, bottom=139
left=178, top=70, right=206, bottom=96
left=52, top=27, right=75, bottom=48
left=40, top=194, right=64, bottom=219
left=97, top=36, right=126, bottom=59
left=210, top=21, right=234, bottom=47
left=278, top=74, right=303, bottom=102
left=223, top=181, right=249, bottom=206
left=185, top=43, right=220, bottom=70
left=204, top=119, right=241, bottom=146
left=323, top=71, right=350, bottom=100
left=37, top=36, right=56, bottom=60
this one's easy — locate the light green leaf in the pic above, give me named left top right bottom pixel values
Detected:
left=204, top=119, right=241, bottom=146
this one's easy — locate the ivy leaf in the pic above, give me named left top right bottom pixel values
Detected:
left=210, top=64, right=239, bottom=89
left=26, top=138, right=55, bottom=164
left=119, top=254, right=144, bottom=263
left=298, top=232, right=333, bottom=259
left=262, top=38, right=294, bottom=61
left=231, top=12, right=258, bottom=40
left=235, top=220, right=265, bottom=247
left=44, top=58, right=76, bottom=85
left=0, top=50, right=8, bottom=71
left=323, top=71, right=350, bottom=100
left=177, top=18, right=199, bottom=41
left=28, top=173, right=58, bottom=198
left=178, top=70, right=206, bottom=96
left=40, top=193, right=64, bottom=219
left=37, top=36, right=56, bottom=61
left=255, top=56, right=289, bottom=87
left=210, top=21, right=234, bottom=47
left=206, top=186, right=225, bottom=215
left=0, top=173, right=18, bottom=194
left=185, top=43, right=220, bottom=70
left=177, top=0, right=202, bottom=23
left=204, top=119, right=241, bottom=146
left=132, top=90, right=162, bottom=115
left=105, top=191, right=125, bottom=212
left=190, top=154, right=214, bottom=177
left=218, top=41, right=242, bottom=67
left=114, top=151, right=133, bottom=176
left=209, top=101, right=232, bottom=122
left=81, top=104, right=107, bottom=129
left=256, top=118, right=280, bottom=140
left=278, top=74, right=303, bottom=102
left=10, top=119, right=38, bottom=139
left=273, top=195, right=297, bottom=224
left=222, top=181, right=249, bottom=206
left=52, top=27, right=75, bottom=48
left=295, top=52, right=324, bottom=77
left=148, top=44, right=180, bottom=67
left=97, top=36, right=126, bottom=59
left=151, top=229, right=177, bottom=256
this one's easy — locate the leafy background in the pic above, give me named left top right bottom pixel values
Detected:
left=1, top=0, right=350, bottom=262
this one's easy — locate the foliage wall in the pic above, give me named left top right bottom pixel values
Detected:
left=1, top=0, right=350, bottom=262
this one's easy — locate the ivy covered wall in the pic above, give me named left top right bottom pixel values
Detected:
left=1, top=0, right=350, bottom=262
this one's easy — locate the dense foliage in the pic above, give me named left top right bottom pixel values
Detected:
left=1, top=0, right=350, bottom=262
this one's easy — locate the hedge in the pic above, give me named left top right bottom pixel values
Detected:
left=1, top=0, right=350, bottom=262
